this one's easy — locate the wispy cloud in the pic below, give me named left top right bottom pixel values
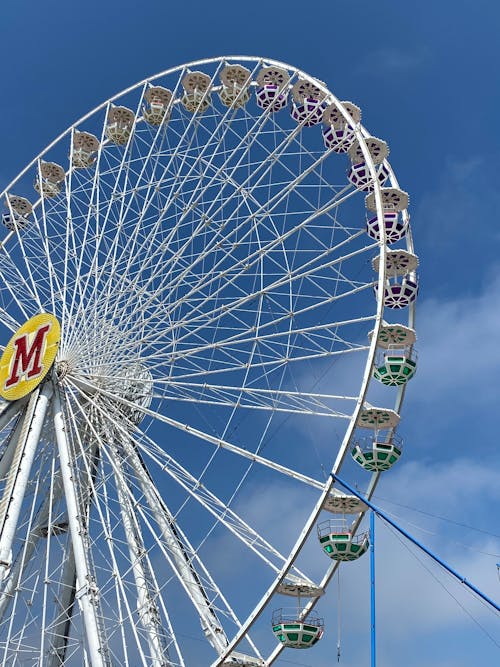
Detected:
left=208, top=457, right=500, bottom=666
left=416, top=154, right=500, bottom=249
left=356, top=46, right=430, bottom=75
left=408, top=270, right=500, bottom=411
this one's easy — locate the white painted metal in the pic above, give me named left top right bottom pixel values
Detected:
left=114, top=452, right=173, bottom=666
left=117, top=435, right=229, bottom=656
left=46, top=544, right=77, bottom=666
left=0, top=399, right=23, bottom=433
left=0, top=471, right=63, bottom=622
left=53, top=385, right=109, bottom=667
left=0, top=56, right=415, bottom=664
left=0, top=385, right=52, bottom=581
left=68, top=380, right=325, bottom=490
left=0, top=401, right=27, bottom=480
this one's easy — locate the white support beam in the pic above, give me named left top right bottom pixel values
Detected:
left=0, top=384, right=52, bottom=581
left=48, top=438, right=100, bottom=666
left=0, top=471, right=63, bottom=622
left=0, top=406, right=28, bottom=481
left=52, top=384, right=108, bottom=667
left=46, top=545, right=77, bottom=667
left=121, top=437, right=229, bottom=656
left=0, top=398, right=25, bottom=435
left=115, top=459, right=173, bottom=666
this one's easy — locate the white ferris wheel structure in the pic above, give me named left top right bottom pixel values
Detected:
left=0, top=56, right=418, bottom=666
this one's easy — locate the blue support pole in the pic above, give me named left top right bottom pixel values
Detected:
left=370, top=510, right=376, bottom=667
left=331, top=473, right=500, bottom=614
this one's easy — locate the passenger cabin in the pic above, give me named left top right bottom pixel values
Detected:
left=2, top=195, right=32, bottom=230
left=322, top=101, right=360, bottom=153
left=181, top=71, right=211, bottom=113
left=143, top=86, right=172, bottom=126
left=105, top=106, right=135, bottom=145
left=272, top=608, right=324, bottom=649
left=290, top=79, right=325, bottom=126
left=219, top=64, right=251, bottom=108
left=318, top=519, right=369, bottom=561
left=72, top=131, right=100, bottom=168
left=34, top=162, right=65, bottom=198
left=352, top=433, right=403, bottom=472
left=255, top=66, right=290, bottom=112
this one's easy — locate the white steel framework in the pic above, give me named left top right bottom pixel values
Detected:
left=0, top=56, right=416, bottom=665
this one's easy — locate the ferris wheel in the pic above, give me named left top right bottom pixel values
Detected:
left=0, top=56, right=418, bottom=666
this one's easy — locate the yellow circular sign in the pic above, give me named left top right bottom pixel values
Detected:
left=0, top=314, right=60, bottom=400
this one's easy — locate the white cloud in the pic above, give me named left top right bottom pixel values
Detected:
left=408, top=271, right=500, bottom=409
left=198, top=454, right=500, bottom=666
left=356, top=47, right=429, bottom=75
left=416, top=154, right=500, bottom=249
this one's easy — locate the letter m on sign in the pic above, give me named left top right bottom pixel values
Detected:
left=4, top=324, right=51, bottom=389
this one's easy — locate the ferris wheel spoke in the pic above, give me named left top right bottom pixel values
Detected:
left=222, top=113, right=353, bottom=218
left=130, top=62, right=264, bottom=230
left=136, top=283, right=373, bottom=380
left=0, top=246, right=42, bottom=323
left=77, top=332, right=368, bottom=392
left=71, top=102, right=186, bottom=334
left=62, top=389, right=168, bottom=666
left=149, top=381, right=357, bottom=418
left=91, top=313, right=373, bottom=383
left=66, top=385, right=256, bottom=663
left=113, top=452, right=180, bottom=666
left=154, top=243, right=374, bottom=353
left=105, top=418, right=312, bottom=582
left=98, top=463, right=150, bottom=667
left=88, top=115, right=353, bottom=340
left=10, top=194, right=76, bottom=314
left=108, top=454, right=232, bottom=657
left=100, top=433, right=239, bottom=658
left=64, top=116, right=112, bottom=336
left=134, top=160, right=357, bottom=330
left=72, top=133, right=141, bottom=333
left=159, top=312, right=373, bottom=362
left=66, top=392, right=270, bottom=657
left=138, top=78, right=308, bottom=282
left=62, top=162, right=359, bottom=364
left=60, top=129, right=85, bottom=336
left=34, top=163, right=68, bottom=315
left=92, top=227, right=374, bottom=367
left=75, top=330, right=368, bottom=391
left=63, top=99, right=152, bottom=338
left=116, top=467, right=263, bottom=663
left=65, top=64, right=232, bottom=335
left=172, top=211, right=366, bottom=333
left=147, top=347, right=366, bottom=385
left=67, top=378, right=324, bottom=492
left=0, top=308, right=23, bottom=338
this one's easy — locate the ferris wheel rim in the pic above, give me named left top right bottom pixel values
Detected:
left=0, top=54, right=417, bottom=665
left=2, top=55, right=359, bottom=203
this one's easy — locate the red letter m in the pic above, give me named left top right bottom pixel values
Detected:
left=5, top=324, right=51, bottom=389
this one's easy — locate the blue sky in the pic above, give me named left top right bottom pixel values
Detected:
left=0, top=0, right=499, bottom=664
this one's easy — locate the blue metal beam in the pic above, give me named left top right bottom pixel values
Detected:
left=331, top=473, right=500, bottom=614
left=370, top=510, right=376, bottom=667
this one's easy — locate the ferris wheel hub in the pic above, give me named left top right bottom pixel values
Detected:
left=0, top=313, right=60, bottom=400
